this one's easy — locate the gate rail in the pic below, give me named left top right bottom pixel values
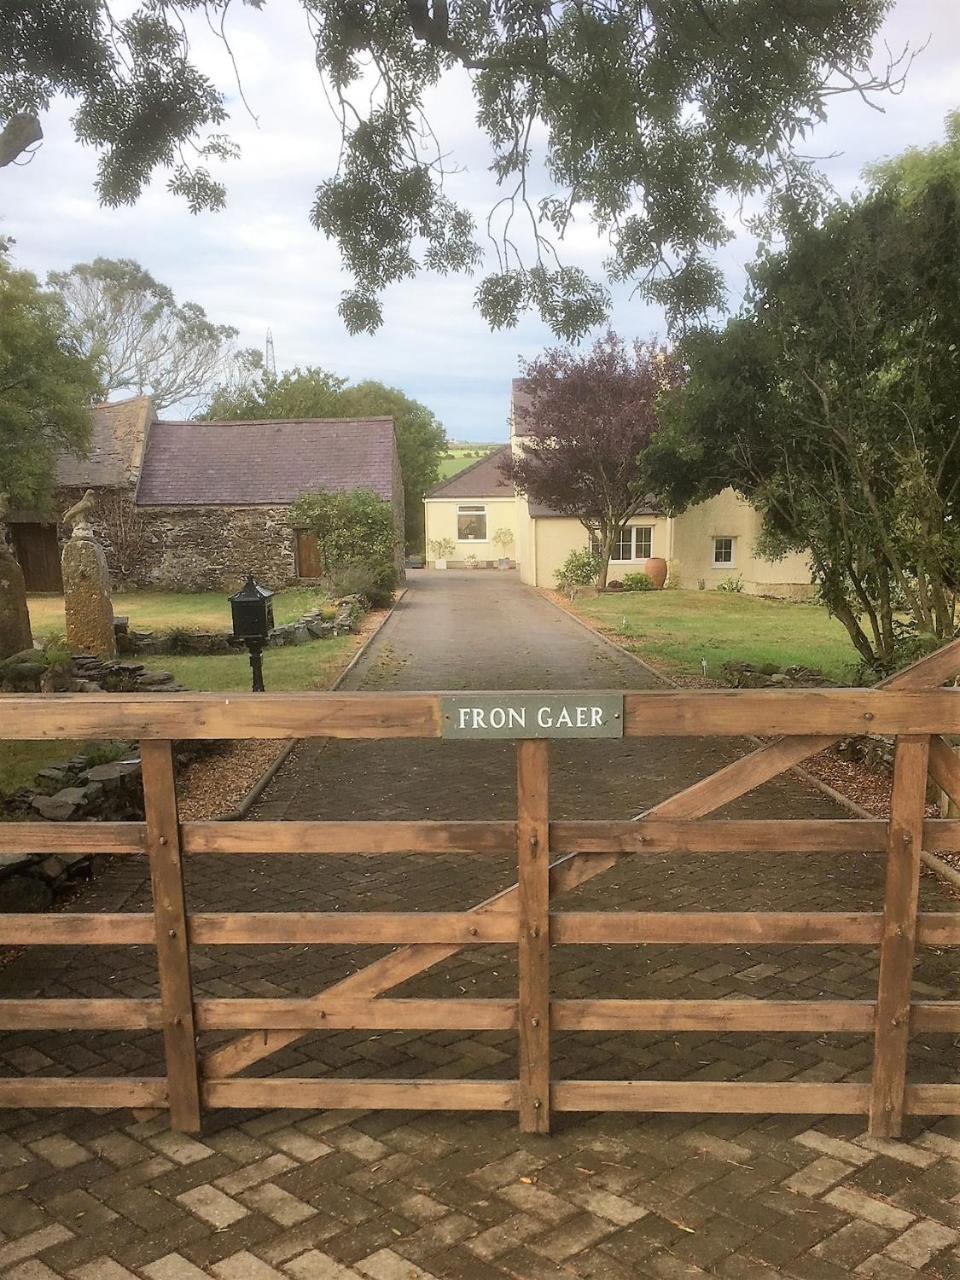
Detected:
left=3, top=662, right=960, bottom=1136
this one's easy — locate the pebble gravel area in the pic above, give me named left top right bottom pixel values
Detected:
left=174, top=605, right=393, bottom=821
left=1, top=570, right=960, bottom=1280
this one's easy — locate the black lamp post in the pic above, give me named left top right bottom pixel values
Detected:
left=228, top=572, right=275, bottom=692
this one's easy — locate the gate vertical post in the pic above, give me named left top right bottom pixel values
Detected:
left=517, top=738, right=550, bottom=1134
left=142, top=739, right=202, bottom=1133
left=869, top=733, right=930, bottom=1137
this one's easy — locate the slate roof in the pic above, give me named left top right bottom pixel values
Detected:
left=511, top=377, right=533, bottom=436
left=57, top=396, right=154, bottom=488
left=136, top=417, right=397, bottom=507
left=426, top=446, right=513, bottom=499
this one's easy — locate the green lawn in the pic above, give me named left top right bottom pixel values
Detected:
left=160, top=633, right=358, bottom=692
left=572, top=588, right=861, bottom=684
left=26, top=587, right=329, bottom=638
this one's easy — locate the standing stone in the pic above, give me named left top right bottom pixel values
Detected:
left=0, top=537, right=33, bottom=659
left=62, top=499, right=116, bottom=658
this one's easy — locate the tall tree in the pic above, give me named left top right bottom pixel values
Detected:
left=48, top=258, right=255, bottom=412
left=503, top=333, right=682, bottom=589
left=644, top=115, right=960, bottom=674
left=0, top=242, right=99, bottom=511
left=205, top=367, right=446, bottom=553
left=4, top=2, right=906, bottom=335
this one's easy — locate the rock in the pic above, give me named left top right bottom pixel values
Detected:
left=0, top=876, right=54, bottom=911
left=82, top=761, right=141, bottom=787
left=37, top=855, right=67, bottom=881
left=62, top=531, right=116, bottom=658
left=0, top=852, right=34, bottom=876
left=0, top=540, right=33, bottom=659
left=36, top=765, right=70, bottom=784
left=30, top=787, right=89, bottom=821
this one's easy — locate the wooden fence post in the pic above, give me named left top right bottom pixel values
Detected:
left=869, top=733, right=930, bottom=1137
left=141, top=739, right=202, bottom=1133
left=517, top=739, right=550, bottom=1134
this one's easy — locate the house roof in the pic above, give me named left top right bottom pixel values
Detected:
left=57, top=396, right=154, bottom=488
left=136, top=417, right=397, bottom=507
left=510, top=377, right=535, bottom=437
left=527, top=499, right=662, bottom=519
left=426, top=446, right=514, bottom=498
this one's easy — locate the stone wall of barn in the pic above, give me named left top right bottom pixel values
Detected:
left=57, top=487, right=298, bottom=592
left=133, top=504, right=299, bottom=591
left=54, top=482, right=406, bottom=593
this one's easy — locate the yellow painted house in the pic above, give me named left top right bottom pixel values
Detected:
left=424, top=380, right=813, bottom=599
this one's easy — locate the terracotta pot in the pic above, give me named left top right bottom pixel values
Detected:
left=641, top=556, right=668, bottom=589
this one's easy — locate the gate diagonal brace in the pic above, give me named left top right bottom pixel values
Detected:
left=200, top=637, right=960, bottom=1080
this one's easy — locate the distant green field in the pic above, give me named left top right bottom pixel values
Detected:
left=437, top=445, right=500, bottom=480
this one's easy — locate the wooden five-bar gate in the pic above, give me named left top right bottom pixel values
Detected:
left=3, top=637, right=960, bottom=1137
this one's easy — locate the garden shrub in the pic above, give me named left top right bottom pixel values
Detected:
left=622, top=571, right=653, bottom=592
left=716, top=574, right=744, bottom=593
left=665, top=559, right=682, bottom=589
left=556, top=548, right=601, bottom=597
left=327, top=557, right=395, bottom=608
left=291, top=487, right=399, bottom=607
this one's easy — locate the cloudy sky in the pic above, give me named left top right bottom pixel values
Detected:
left=4, top=1, right=959, bottom=442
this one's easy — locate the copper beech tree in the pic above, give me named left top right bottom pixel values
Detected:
left=501, top=333, right=682, bottom=589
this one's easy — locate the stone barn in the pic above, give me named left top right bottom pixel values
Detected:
left=7, top=397, right=404, bottom=592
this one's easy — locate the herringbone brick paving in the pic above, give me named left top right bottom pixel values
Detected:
left=2, top=572, right=959, bottom=1277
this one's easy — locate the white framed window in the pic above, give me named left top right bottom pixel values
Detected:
left=610, top=527, right=633, bottom=561
left=457, top=504, right=487, bottom=541
left=609, top=526, right=654, bottom=562
left=713, top=536, right=735, bottom=566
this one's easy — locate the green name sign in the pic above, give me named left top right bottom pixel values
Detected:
left=441, top=693, right=624, bottom=739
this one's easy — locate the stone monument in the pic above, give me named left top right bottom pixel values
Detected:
left=0, top=493, right=34, bottom=659
left=62, top=489, right=117, bottom=658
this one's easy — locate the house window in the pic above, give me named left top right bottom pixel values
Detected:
left=609, top=526, right=654, bottom=561
left=713, top=536, right=735, bottom=566
left=457, top=504, right=487, bottom=541
left=611, top=527, right=633, bottom=561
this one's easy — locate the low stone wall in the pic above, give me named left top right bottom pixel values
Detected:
left=1, top=746, right=145, bottom=909
left=720, top=660, right=830, bottom=688
left=0, top=744, right=216, bottom=910
left=118, top=595, right=364, bottom=656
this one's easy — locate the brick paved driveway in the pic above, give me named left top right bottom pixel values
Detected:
left=2, top=570, right=960, bottom=1278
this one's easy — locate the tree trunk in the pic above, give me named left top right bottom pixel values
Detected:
left=832, top=598, right=883, bottom=673
left=597, top=526, right=615, bottom=591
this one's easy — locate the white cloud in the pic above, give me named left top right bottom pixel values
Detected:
left=2, top=0, right=958, bottom=440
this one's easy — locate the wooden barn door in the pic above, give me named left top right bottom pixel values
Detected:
left=10, top=524, right=63, bottom=592
left=295, top=529, right=322, bottom=580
